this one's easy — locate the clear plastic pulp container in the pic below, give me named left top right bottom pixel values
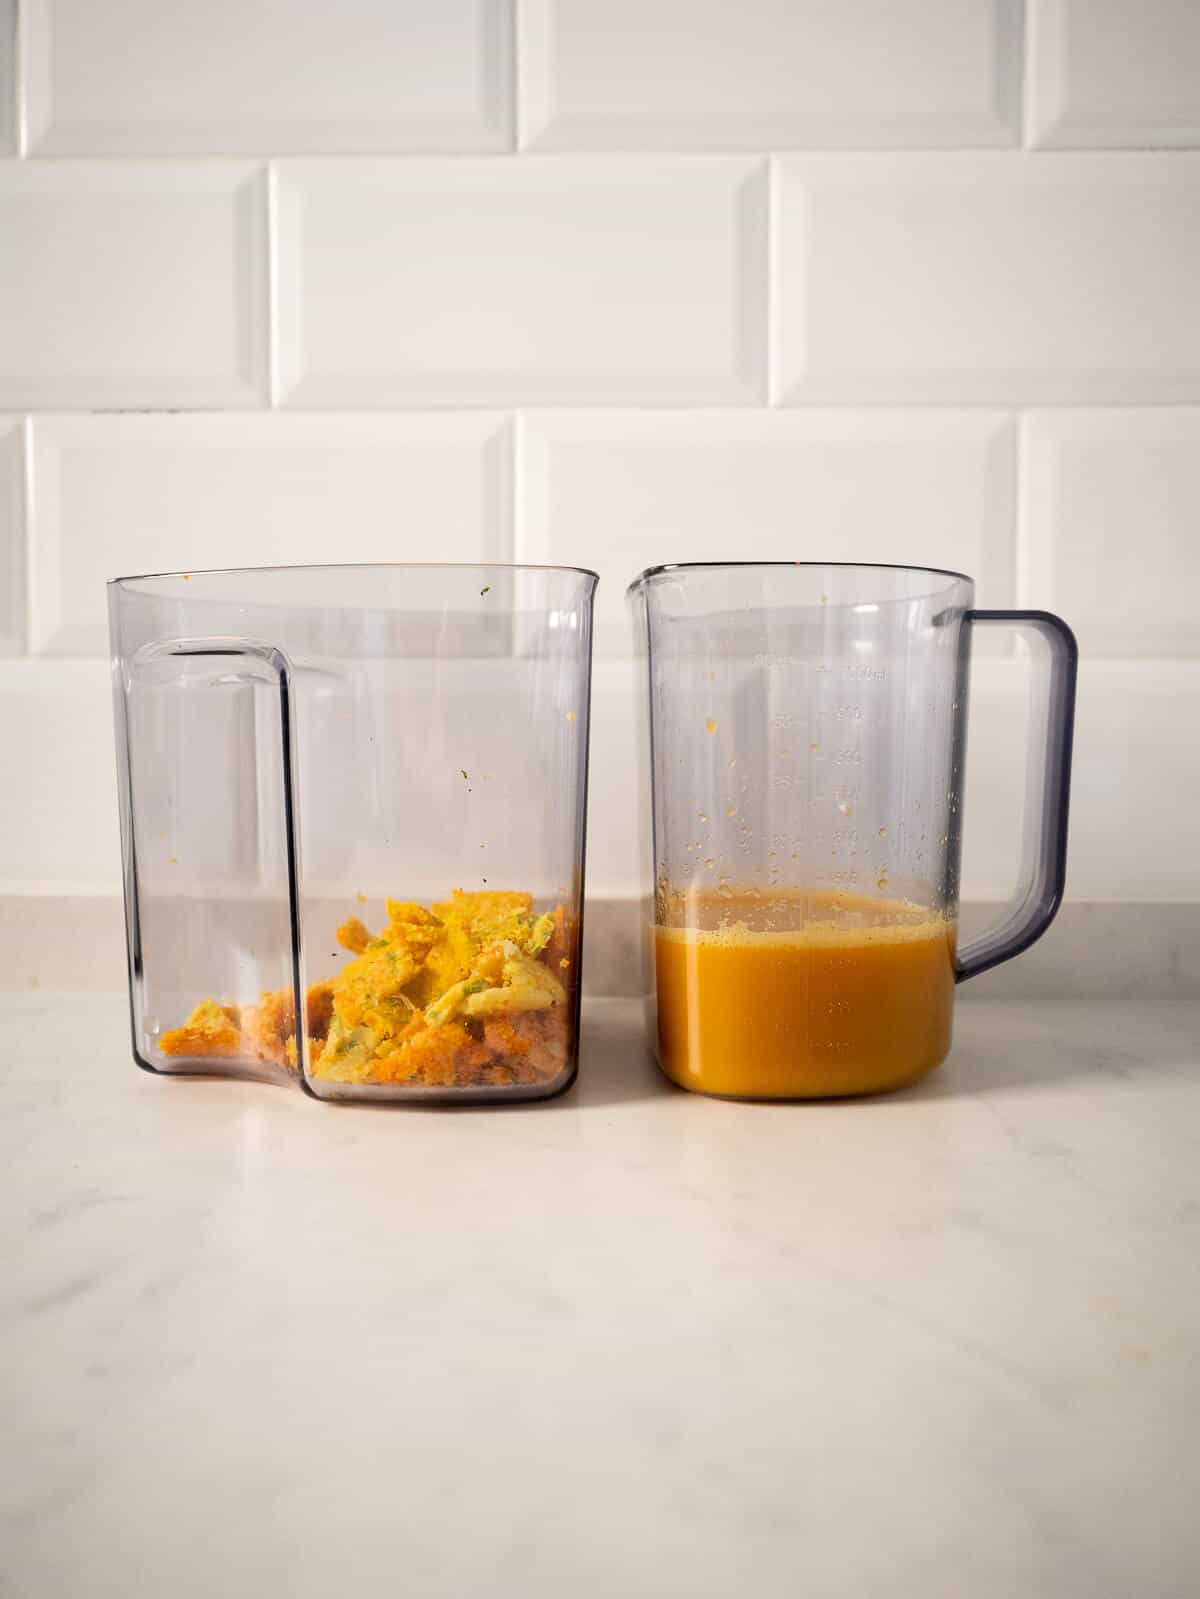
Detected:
left=110, top=563, right=598, bottom=1103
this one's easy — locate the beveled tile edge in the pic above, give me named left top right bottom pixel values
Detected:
left=24, top=410, right=519, bottom=654
left=771, top=151, right=1200, bottom=406
left=1025, top=0, right=1200, bottom=150
left=20, top=0, right=514, bottom=155
left=480, top=414, right=518, bottom=563
left=0, top=0, right=14, bottom=155
left=1018, top=409, right=1200, bottom=657
left=274, top=155, right=768, bottom=409
left=25, top=417, right=67, bottom=654
left=0, top=163, right=270, bottom=410
left=233, top=167, right=272, bottom=406
left=520, top=0, right=1023, bottom=151
left=0, top=415, right=26, bottom=654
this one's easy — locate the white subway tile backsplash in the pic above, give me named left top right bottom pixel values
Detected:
left=519, top=412, right=1015, bottom=652
left=960, top=658, right=1029, bottom=903
left=1021, top=411, right=1200, bottom=657
left=596, top=655, right=1200, bottom=903
left=586, top=658, right=641, bottom=899
left=29, top=414, right=513, bottom=654
left=965, top=660, right=1200, bottom=902
left=0, top=0, right=15, bottom=155
left=1104, top=663, right=1200, bottom=901
left=3, top=655, right=1195, bottom=903
left=522, top=0, right=1021, bottom=151
left=0, top=164, right=267, bottom=409
left=0, top=661, right=120, bottom=891
left=0, top=0, right=1195, bottom=915
left=773, top=154, right=1200, bottom=404
left=276, top=158, right=766, bottom=407
left=1029, top=0, right=1200, bottom=149
left=22, top=0, right=511, bottom=155
left=0, top=418, right=24, bottom=654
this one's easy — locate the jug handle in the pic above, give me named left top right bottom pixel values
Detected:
left=954, top=610, right=1078, bottom=983
left=115, top=635, right=311, bottom=1086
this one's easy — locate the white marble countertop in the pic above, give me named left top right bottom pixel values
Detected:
left=3, top=991, right=1199, bottom=1598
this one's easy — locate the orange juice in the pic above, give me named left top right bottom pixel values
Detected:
left=654, top=890, right=956, bottom=1099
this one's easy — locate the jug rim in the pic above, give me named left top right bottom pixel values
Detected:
left=108, top=560, right=600, bottom=587
left=626, top=560, right=973, bottom=595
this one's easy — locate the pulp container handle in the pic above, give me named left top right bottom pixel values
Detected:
left=112, top=635, right=310, bottom=1086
